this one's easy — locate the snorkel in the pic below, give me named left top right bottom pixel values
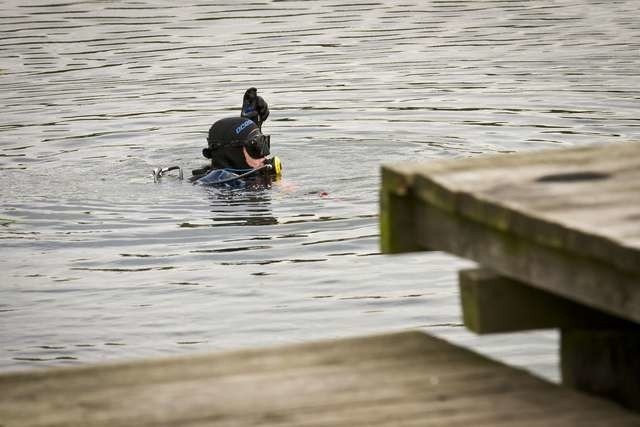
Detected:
left=245, top=87, right=257, bottom=102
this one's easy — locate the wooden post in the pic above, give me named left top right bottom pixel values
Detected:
left=561, top=329, right=640, bottom=411
left=380, top=165, right=428, bottom=254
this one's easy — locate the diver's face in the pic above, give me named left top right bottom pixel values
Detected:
left=248, top=91, right=257, bottom=101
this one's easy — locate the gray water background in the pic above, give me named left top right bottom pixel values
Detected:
left=1, top=0, right=639, bottom=381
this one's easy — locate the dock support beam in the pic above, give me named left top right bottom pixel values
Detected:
left=459, top=267, right=640, bottom=411
left=459, top=268, right=634, bottom=334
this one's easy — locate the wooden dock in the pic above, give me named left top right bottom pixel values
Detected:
left=2, top=142, right=639, bottom=426
left=382, top=142, right=640, bottom=322
left=2, top=331, right=639, bottom=426
left=382, top=142, right=640, bottom=410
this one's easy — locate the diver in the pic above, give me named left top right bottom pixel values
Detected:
left=241, top=87, right=269, bottom=129
left=191, top=116, right=281, bottom=184
left=153, top=114, right=281, bottom=186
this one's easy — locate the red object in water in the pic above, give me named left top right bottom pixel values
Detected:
left=319, top=191, right=329, bottom=198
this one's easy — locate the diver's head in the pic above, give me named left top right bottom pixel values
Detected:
left=245, top=87, right=257, bottom=101
left=204, top=117, right=268, bottom=170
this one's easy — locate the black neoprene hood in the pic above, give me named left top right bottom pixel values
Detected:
left=207, top=117, right=259, bottom=148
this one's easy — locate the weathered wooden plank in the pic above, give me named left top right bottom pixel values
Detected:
left=381, top=142, right=640, bottom=323
left=411, top=197, right=640, bottom=323
left=459, top=268, right=638, bottom=334
left=1, top=332, right=639, bottom=426
left=561, top=329, right=640, bottom=412
left=384, top=142, right=640, bottom=275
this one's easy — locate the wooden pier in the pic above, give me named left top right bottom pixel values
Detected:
left=1, top=142, right=639, bottom=426
left=2, top=331, right=639, bottom=426
left=382, top=142, right=640, bottom=410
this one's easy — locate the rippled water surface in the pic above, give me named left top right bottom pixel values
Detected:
left=1, top=0, right=639, bottom=380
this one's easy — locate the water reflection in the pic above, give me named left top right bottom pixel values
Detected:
left=206, top=186, right=279, bottom=227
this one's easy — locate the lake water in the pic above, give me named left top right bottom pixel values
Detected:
left=1, top=0, right=638, bottom=381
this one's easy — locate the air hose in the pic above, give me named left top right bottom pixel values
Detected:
left=195, top=164, right=272, bottom=186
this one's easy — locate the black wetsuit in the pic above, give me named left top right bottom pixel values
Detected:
left=241, top=90, right=269, bottom=128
